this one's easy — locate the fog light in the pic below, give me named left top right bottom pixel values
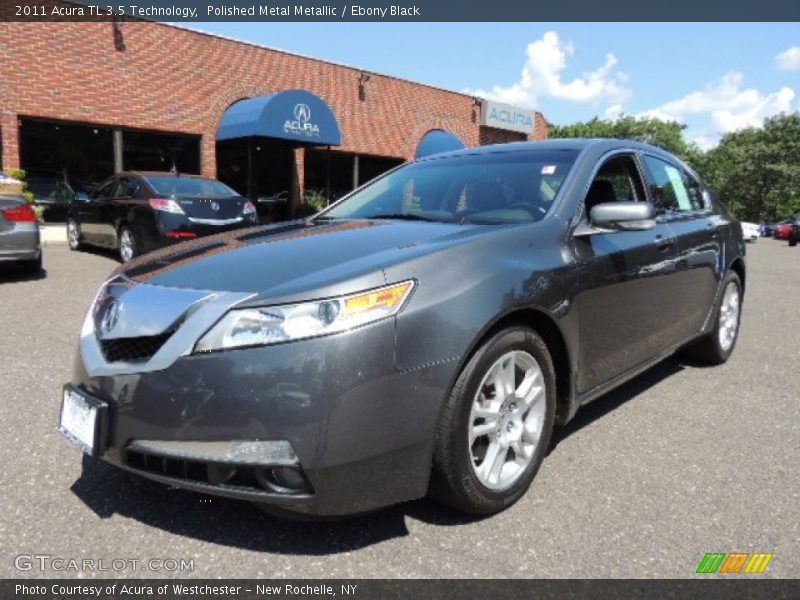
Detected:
left=255, top=466, right=307, bottom=494
left=207, top=464, right=236, bottom=484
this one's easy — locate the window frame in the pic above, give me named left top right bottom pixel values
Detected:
left=577, top=150, right=650, bottom=223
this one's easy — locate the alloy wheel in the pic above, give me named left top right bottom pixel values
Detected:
left=67, top=220, right=80, bottom=249
left=718, top=281, right=740, bottom=352
left=468, top=350, right=546, bottom=491
left=119, top=228, right=135, bottom=262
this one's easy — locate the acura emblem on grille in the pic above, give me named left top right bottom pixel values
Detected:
left=100, top=299, right=120, bottom=334
left=210, top=201, right=220, bottom=211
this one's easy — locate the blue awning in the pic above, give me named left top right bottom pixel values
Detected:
left=414, top=129, right=466, bottom=159
left=217, top=89, right=342, bottom=146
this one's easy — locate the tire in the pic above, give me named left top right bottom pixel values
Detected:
left=430, top=326, right=556, bottom=515
left=789, top=239, right=798, bottom=247
left=683, top=271, right=742, bottom=365
left=118, top=226, right=139, bottom=262
left=67, top=218, right=82, bottom=251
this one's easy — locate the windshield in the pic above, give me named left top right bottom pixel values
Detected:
left=145, top=176, right=239, bottom=198
left=323, top=149, right=578, bottom=224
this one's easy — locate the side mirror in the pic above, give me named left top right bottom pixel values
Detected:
left=75, top=191, right=92, bottom=202
left=590, top=201, right=656, bottom=231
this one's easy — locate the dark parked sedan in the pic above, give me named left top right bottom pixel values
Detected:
left=60, top=140, right=746, bottom=517
left=66, top=172, right=258, bottom=262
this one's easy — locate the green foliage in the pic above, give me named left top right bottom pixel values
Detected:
left=550, top=113, right=800, bottom=221
left=304, top=189, right=329, bottom=214
left=7, top=169, right=37, bottom=207
left=700, top=113, right=800, bottom=222
left=5, top=168, right=44, bottom=222
left=549, top=115, right=704, bottom=166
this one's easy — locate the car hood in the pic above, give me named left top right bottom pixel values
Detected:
left=117, top=218, right=498, bottom=299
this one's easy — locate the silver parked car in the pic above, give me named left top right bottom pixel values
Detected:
left=0, top=195, right=42, bottom=273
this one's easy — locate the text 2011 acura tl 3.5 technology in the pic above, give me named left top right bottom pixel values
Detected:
left=60, top=140, right=746, bottom=517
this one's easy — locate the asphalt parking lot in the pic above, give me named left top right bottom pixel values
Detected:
left=1, top=239, right=797, bottom=579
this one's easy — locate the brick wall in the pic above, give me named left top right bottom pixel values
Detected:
left=0, top=20, right=547, bottom=177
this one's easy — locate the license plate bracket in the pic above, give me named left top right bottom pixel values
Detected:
left=59, top=386, right=108, bottom=457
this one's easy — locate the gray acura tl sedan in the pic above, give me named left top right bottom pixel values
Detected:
left=60, top=140, right=746, bottom=517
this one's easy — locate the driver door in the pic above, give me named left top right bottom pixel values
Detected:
left=571, top=153, right=682, bottom=393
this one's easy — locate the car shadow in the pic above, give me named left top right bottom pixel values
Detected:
left=70, top=354, right=696, bottom=555
left=0, top=264, right=47, bottom=282
left=74, top=245, right=121, bottom=263
left=71, top=455, right=420, bottom=554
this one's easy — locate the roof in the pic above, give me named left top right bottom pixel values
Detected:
left=416, top=138, right=675, bottom=160
left=123, top=171, right=207, bottom=179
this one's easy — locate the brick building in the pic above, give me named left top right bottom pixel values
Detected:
left=0, top=18, right=547, bottom=219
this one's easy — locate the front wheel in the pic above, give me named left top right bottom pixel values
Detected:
left=118, top=226, right=139, bottom=262
left=683, top=271, right=742, bottom=364
left=789, top=239, right=798, bottom=247
left=430, top=326, right=556, bottom=515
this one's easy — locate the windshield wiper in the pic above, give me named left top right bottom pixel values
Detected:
left=364, top=213, right=446, bottom=222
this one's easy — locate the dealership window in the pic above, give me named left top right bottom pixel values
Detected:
left=19, top=117, right=200, bottom=217
left=358, top=154, right=404, bottom=186
left=19, top=117, right=115, bottom=205
left=305, top=149, right=403, bottom=202
left=122, top=130, right=200, bottom=174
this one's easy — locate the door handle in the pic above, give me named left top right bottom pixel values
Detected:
left=654, top=234, right=676, bottom=250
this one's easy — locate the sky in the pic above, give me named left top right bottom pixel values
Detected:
left=186, top=23, right=800, bottom=149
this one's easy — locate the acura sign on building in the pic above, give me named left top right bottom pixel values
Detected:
left=480, top=100, right=536, bottom=135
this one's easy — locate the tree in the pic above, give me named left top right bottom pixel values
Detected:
left=549, top=113, right=800, bottom=221
left=549, top=116, right=704, bottom=166
left=701, top=113, right=800, bottom=222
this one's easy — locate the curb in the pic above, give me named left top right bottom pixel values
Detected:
left=40, top=225, right=68, bottom=245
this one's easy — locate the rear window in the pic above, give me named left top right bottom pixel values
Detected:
left=324, top=149, right=578, bottom=224
left=145, top=176, right=239, bottom=198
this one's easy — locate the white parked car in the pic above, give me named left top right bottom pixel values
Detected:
left=741, top=222, right=760, bottom=242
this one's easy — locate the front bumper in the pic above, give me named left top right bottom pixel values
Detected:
left=68, top=319, right=455, bottom=516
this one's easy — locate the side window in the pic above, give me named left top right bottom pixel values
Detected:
left=642, top=155, right=705, bottom=213
left=113, top=178, right=139, bottom=199
left=94, top=180, right=116, bottom=199
left=584, top=155, right=645, bottom=214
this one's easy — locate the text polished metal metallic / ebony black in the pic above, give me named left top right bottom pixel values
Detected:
left=62, top=139, right=746, bottom=517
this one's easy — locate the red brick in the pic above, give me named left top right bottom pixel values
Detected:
left=0, top=19, right=548, bottom=179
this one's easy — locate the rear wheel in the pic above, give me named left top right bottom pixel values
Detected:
left=789, top=238, right=798, bottom=247
left=430, top=326, right=556, bottom=515
left=118, top=226, right=138, bottom=262
left=684, top=271, right=742, bottom=364
left=67, top=218, right=82, bottom=251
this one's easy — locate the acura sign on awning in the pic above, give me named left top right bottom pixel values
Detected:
left=217, top=89, right=342, bottom=146
left=480, top=100, right=535, bottom=135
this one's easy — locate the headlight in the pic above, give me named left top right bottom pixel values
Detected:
left=194, top=280, right=415, bottom=352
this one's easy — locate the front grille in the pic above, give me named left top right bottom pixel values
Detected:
left=126, top=451, right=215, bottom=483
left=100, top=330, right=175, bottom=362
